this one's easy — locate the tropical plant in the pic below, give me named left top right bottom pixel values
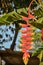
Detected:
left=0, top=0, right=43, bottom=65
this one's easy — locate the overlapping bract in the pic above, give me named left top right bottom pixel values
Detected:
left=19, top=23, right=34, bottom=65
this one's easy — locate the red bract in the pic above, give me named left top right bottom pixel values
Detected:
left=20, top=28, right=32, bottom=34
left=21, top=43, right=27, bottom=47
left=26, top=38, right=33, bottom=41
left=21, top=13, right=36, bottom=21
left=21, top=6, right=36, bottom=22
left=26, top=27, right=32, bottom=31
left=22, top=33, right=33, bottom=37
left=26, top=33, right=33, bottom=36
left=28, top=13, right=36, bottom=20
left=21, top=16, right=28, bottom=21
left=19, top=23, right=27, bottom=28
left=23, top=52, right=30, bottom=65
left=20, top=40, right=27, bottom=44
left=20, top=30, right=27, bottom=33
left=21, top=35, right=27, bottom=38
left=26, top=42, right=33, bottom=45
left=20, top=42, right=33, bottom=47
left=21, top=48, right=27, bottom=53
left=19, top=23, right=31, bottom=28
left=23, top=52, right=29, bottom=58
left=26, top=46, right=32, bottom=50
left=28, top=7, right=36, bottom=20
left=22, top=45, right=31, bottom=50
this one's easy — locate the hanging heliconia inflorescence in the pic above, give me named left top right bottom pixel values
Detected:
left=19, top=23, right=34, bottom=65
left=19, top=0, right=36, bottom=65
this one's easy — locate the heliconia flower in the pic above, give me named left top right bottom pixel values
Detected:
left=19, top=23, right=27, bottom=28
left=19, top=42, right=33, bottom=47
left=21, top=48, right=27, bottom=53
left=19, top=0, right=35, bottom=65
left=28, top=2, right=36, bottom=20
left=21, top=16, right=29, bottom=21
left=22, top=33, right=33, bottom=37
left=26, top=38, right=34, bottom=41
left=21, top=35, right=27, bottom=38
left=28, top=13, right=36, bottom=20
left=23, top=52, right=30, bottom=58
left=20, top=28, right=33, bottom=34
left=21, top=0, right=36, bottom=22
left=19, top=23, right=31, bottom=28
left=28, top=7, right=36, bottom=20
left=21, top=13, right=36, bottom=21
left=21, top=7, right=36, bottom=22
left=20, top=39, right=27, bottom=44
left=20, top=28, right=34, bottom=35
left=20, top=30, right=27, bottom=33
left=19, top=43, right=27, bottom=47
left=20, top=45, right=32, bottom=50
left=26, top=27, right=32, bottom=31
left=26, top=46, right=33, bottom=50
left=26, top=33, right=34, bottom=36
left=23, top=52, right=30, bottom=65
left=26, top=42, right=33, bottom=45
left=27, top=23, right=31, bottom=26
left=23, top=58, right=28, bottom=65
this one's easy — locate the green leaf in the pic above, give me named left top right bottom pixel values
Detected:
left=29, top=20, right=43, bottom=29
left=0, top=7, right=43, bottom=30
left=0, top=11, right=21, bottom=25
left=37, top=51, right=43, bottom=62
left=32, top=47, right=43, bottom=56
left=37, top=17, right=43, bottom=23
left=17, top=8, right=27, bottom=15
left=39, top=62, right=43, bottom=65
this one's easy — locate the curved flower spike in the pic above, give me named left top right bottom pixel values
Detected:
left=23, top=52, right=30, bottom=65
